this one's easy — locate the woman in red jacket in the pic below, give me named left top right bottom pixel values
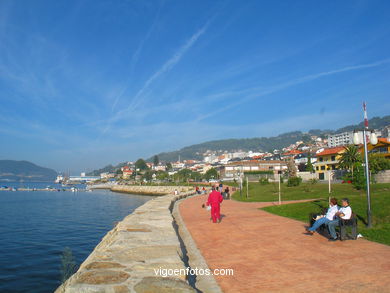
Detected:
left=207, top=186, right=223, bottom=223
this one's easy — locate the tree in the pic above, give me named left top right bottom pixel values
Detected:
left=352, top=163, right=366, bottom=190
left=286, top=157, right=297, bottom=178
left=306, top=155, right=314, bottom=173
left=190, top=171, right=203, bottom=181
left=173, top=169, right=192, bottom=182
left=204, top=168, right=219, bottom=181
left=369, top=154, right=390, bottom=174
left=339, top=145, right=362, bottom=177
left=166, top=162, right=173, bottom=171
left=135, top=158, right=148, bottom=170
left=156, top=170, right=169, bottom=181
left=153, top=155, right=159, bottom=166
left=142, top=170, right=154, bottom=181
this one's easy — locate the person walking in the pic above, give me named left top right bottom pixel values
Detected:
left=224, top=186, right=230, bottom=200
left=207, top=185, right=223, bottom=223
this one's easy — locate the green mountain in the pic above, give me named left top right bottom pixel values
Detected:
left=151, top=131, right=305, bottom=162
left=0, top=160, right=58, bottom=182
left=336, top=115, right=390, bottom=133
left=148, top=115, right=390, bottom=162
left=87, top=115, right=390, bottom=174
left=87, top=163, right=127, bottom=176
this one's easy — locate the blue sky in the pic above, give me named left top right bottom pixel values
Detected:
left=0, top=0, right=389, bottom=173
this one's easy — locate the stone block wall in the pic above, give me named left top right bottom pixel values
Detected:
left=374, top=170, right=390, bottom=183
left=55, top=191, right=196, bottom=293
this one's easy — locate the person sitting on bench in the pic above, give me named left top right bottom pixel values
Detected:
left=306, top=198, right=338, bottom=235
left=327, top=198, right=352, bottom=241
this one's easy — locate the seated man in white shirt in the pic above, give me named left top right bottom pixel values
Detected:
left=327, top=198, right=352, bottom=241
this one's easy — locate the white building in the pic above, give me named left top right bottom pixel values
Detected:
left=328, top=130, right=381, bottom=148
left=327, top=132, right=354, bottom=147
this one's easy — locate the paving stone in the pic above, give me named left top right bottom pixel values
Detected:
left=125, top=228, right=152, bottom=232
left=76, top=270, right=130, bottom=285
left=84, top=262, right=125, bottom=270
left=134, top=277, right=195, bottom=293
left=113, top=285, right=130, bottom=293
left=113, top=246, right=181, bottom=263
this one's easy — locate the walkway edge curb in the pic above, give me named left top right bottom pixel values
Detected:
left=173, top=196, right=223, bottom=293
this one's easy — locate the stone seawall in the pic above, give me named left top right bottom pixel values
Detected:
left=110, top=185, right=193, bottom=196
left=55, top=190, right=197, bottom=293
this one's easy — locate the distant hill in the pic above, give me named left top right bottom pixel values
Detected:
left=0, top=160, right=57, bottom=182
left=151, top=131, right=306, bottom=162
left=87, top=162, right=127, bottom=177
left=147, top=115, right=390, bottom=162
left=336, top=115, right=390, bottom=133
left=87, top=115, right=390, bottom=174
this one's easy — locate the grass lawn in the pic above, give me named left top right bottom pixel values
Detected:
left=231, top=181, right=369, bottom=202
left=241, top=182, right=390, bottom=246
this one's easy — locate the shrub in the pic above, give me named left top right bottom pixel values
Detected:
left=369, top=154, right=390, bottom=174
left=259, top=177, right=269, bottom=185
left=287, top=176, right=302, bottom=187
left=244, top=170, right=273, bottom=175
left=308, top=178, right=318, bottom=185
left=352, top=165, right=366, bottom=190
left=342, top=172, right=353, bottom=182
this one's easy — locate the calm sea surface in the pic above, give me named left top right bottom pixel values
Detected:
left=0, top=182, right=154, bottom=293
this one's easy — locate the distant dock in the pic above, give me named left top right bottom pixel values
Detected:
left=0, top=187, right=91, bottom=192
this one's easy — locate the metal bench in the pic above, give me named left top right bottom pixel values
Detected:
left=308, top=212, right=358, bottom=240
left=339, top=213, right=358, bottom=241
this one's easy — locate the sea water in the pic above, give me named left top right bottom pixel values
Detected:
left=0, top=183, right=153, bottom=293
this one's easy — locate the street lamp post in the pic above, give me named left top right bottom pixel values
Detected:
left=239, top=166, right=243, bottom=198
left=353, top=102, right=378, bottom=228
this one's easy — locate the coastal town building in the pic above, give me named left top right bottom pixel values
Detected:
left=294, top=153, right=317, bottom=166
left=121, top=166, right=133, bottom=179
left=328, top=130, right=382, bottom=148
left=367, top=137, right=390, bottom=159
left=68, top=173, right=100, bottom=183
left=327, top=132, right=354, bottom=147
left=382, top=126, right=390, bottom=138
left=220, top=160, right=287, bottom=180
left=152, top=165, right=167, bottom=172
left=172, top=161, right=185, bottom=169
left=100, top=172, right=116, bottom=179
left=315, top=146, right=345, bottom=180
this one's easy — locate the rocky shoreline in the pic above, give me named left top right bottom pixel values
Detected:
left=55, top=187, right=211, bottom=293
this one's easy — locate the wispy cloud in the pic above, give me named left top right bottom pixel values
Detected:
left=195, top=58, right=390, bottom=121
left=101, top=19, right=210, bottom=135
left=110, top=3, right=163, bottom=113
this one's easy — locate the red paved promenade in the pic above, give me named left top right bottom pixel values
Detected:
left=179, top=195, right=390, bottom=293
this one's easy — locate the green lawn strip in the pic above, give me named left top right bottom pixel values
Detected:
left=261, top=185, right=390, bottom=246
left=232, top=181, right=366, bottom=202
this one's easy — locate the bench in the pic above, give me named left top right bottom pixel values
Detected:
left=339, top=213, right=358, bottom=241
left=308, top=212, right=358, bottom=240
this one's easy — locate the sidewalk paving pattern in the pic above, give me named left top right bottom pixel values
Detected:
left=179, top=195, right=390, bottom=293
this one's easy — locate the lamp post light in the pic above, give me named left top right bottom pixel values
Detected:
left=239, top=165, right=243, bottom=198
left=353, top=103, right=378, bottom=228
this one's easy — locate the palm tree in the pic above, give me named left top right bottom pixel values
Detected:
left=339, top=145, right=362, bottom=177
